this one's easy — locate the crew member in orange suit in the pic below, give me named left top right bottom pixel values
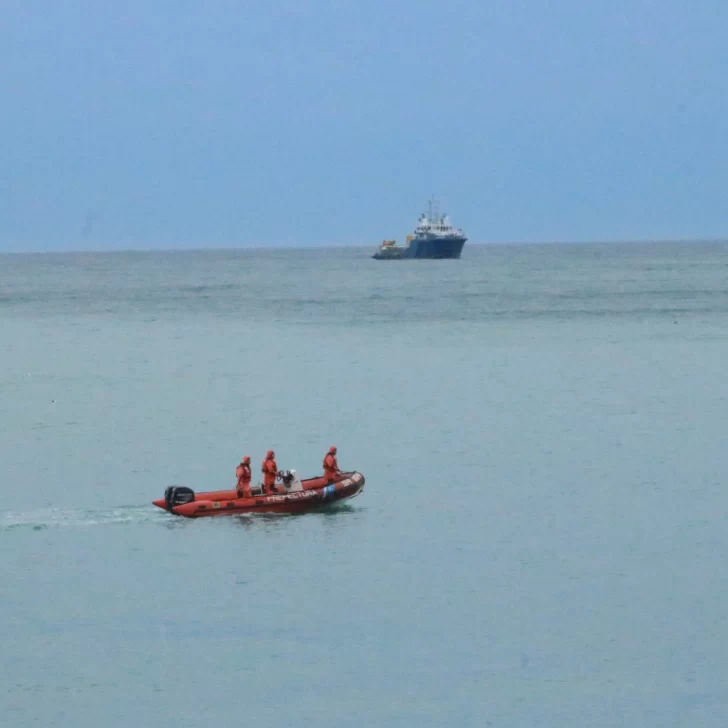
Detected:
left=262, top=450, right=279, bottom=495
left=236, top=455, right=252, bottom=498
left=323, top=446, right=340, bottom=482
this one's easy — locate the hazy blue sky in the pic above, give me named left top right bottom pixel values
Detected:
left=2, top=0, right=727, bottom=251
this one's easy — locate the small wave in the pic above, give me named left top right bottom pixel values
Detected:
left=1, top=505, right=170, bottom=530
left=180, top=283, right=239, bottom=294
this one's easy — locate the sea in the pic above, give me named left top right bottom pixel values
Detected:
left=2, top=241, right=727, bottom=727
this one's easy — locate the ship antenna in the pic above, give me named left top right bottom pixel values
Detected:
left=432, top=194, right=439, bottom=222
left=429, top=194, right=437, bottom=223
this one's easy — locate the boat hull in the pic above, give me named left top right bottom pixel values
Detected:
left=153, top=472, right=365, bottom=517
left=373, top=236, right=466, bottom=260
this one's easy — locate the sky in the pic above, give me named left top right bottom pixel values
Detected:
left=1, top=0, right=727, bottom=251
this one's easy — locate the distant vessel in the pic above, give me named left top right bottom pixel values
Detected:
left=373, top=198, right=467, bottom=260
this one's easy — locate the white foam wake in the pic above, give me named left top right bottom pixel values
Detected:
left=1, top=504, right=170, bottom=530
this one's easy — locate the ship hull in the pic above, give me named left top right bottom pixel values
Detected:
left=373, top=236, right=466, bottom=260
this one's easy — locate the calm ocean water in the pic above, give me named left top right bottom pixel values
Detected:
left=2, top=242, right=728, bottom=727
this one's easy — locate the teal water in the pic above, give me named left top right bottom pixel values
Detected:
left=2, top=243, right=728, bottom=727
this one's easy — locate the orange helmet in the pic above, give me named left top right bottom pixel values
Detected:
left=242, top=455, right=250, bottom=464
left=329, top=445, right=337, bottom=454
left=266, top=450, right=274, bottom=458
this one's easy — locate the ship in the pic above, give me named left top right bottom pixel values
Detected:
left=372, top=198, right=467, bottom=259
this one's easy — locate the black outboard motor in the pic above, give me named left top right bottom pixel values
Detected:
left=164, top=486, right=195, bottom=510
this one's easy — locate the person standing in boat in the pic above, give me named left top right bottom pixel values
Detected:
left=262, top=450, right=279, bottom=495
left=323, top=446, right=340, bottom=482
left=236, top=455, right=252, bottom=498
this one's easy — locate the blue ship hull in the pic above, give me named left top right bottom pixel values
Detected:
left=373, top=236, right=466, bottom=260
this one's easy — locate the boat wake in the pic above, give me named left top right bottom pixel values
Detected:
left=3, top=498, right=364, bottom=532
left=1, top=505, right=172, bottom=531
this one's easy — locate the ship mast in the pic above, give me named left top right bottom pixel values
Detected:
left=427, top=195, right=440, bottom=223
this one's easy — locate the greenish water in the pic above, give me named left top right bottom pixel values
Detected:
left=2, top=242, right=728, bottom=727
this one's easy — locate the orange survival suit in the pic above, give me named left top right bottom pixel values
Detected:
left=262, top=450, right=278, bottom=494
left=323, top=446, right=339, bottom=482
left=236, top=456, right=252, bottom=498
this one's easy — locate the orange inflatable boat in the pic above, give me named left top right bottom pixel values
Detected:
left=153, top=470, right=365, bottom=517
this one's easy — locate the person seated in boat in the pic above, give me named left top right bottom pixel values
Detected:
left=323, top=445, right=340, bottom=482
left=262, top=450, right=279, bottom=495
left=236, top=455, right=252, bottom=498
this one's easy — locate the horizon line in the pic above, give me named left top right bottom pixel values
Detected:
left=1, top=237, right=727, bottom=256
